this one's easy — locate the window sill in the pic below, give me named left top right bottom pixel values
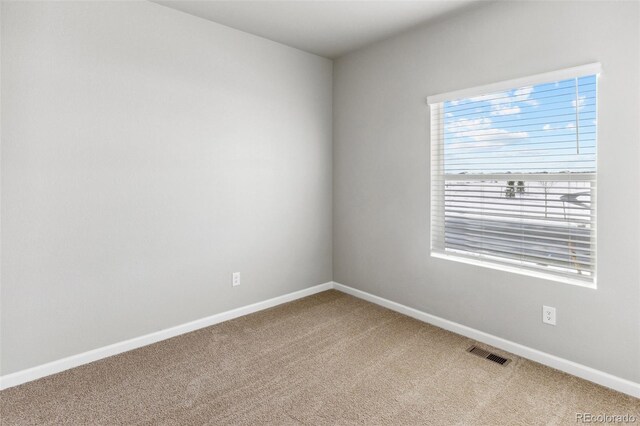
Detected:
left=430, top=250, right=597, bottom=289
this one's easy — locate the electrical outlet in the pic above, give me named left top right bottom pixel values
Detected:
left=232, top=272, right=241, bottom=287
left=542, top=306, right=556, bottom=325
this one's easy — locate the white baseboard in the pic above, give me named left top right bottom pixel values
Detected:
left=2, top=281, right=638, bottom=399
left=332, top=282, right=640, bottom=399
left=0, top=282, right=333, bottom=391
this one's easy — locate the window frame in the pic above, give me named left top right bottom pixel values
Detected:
left=427, top=63, right=601, bottom=288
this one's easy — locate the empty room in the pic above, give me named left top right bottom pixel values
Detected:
left=1, top=0, right=639, bottom=424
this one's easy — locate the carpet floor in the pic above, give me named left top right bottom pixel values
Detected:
left=1, top=290, right=638, bottom=425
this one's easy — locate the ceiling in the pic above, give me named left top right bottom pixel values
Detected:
left=152, top=1, right=478, bottom=58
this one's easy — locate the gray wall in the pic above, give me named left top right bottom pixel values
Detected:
left=1, top=1, right=332, bottom=375
left=333, top=1, right=640, bottom=382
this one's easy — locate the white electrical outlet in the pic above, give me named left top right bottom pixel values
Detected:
left=232, top=272, right=241, bottom=287
left=542, top=306, right=556, bottom=325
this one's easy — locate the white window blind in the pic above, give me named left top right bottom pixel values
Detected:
left=428, top=64, right=600, bottom=286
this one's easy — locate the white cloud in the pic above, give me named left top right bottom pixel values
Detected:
left=446, top=116, right=491, bottom=127
left=453, top=127, right=528, bottom=144
left=514, top=86, right=533, bottom=98
left=491, top=105, right=521, bottom=116
left=446, top=85, right=538, bottom=148
left=572, top=95, right=587, bottom=110
left=447, top=140, right=499, bottom=150
left=462, top=86, right=536, bottom=116
left=514, top=86, right=538, bottom=106
left=543, top=124, right=552, bottom=131
left=446, top=116, right=528, bottom=144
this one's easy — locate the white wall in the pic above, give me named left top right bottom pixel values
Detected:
left=333, top=1, right=640, bottom=382
left=2, top=0, right=639, bottom=387
left=1, top=1, right=332, bottom=375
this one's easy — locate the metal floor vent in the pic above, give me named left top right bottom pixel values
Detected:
left=467, top=345, right=511, bottom=366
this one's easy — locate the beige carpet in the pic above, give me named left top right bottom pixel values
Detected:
left=1, top=290, right=638, bottom=425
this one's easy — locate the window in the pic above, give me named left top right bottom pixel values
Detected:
left=428, top=64, right=600, bottom=287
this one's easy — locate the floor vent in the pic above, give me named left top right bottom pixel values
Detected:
left=467, top=345, right=511, bottom=366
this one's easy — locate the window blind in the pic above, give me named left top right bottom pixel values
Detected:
left=428, top=64, right=599, bottom=286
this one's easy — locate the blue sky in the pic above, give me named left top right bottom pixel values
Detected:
left=442, top=75, right=597, bottom=174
